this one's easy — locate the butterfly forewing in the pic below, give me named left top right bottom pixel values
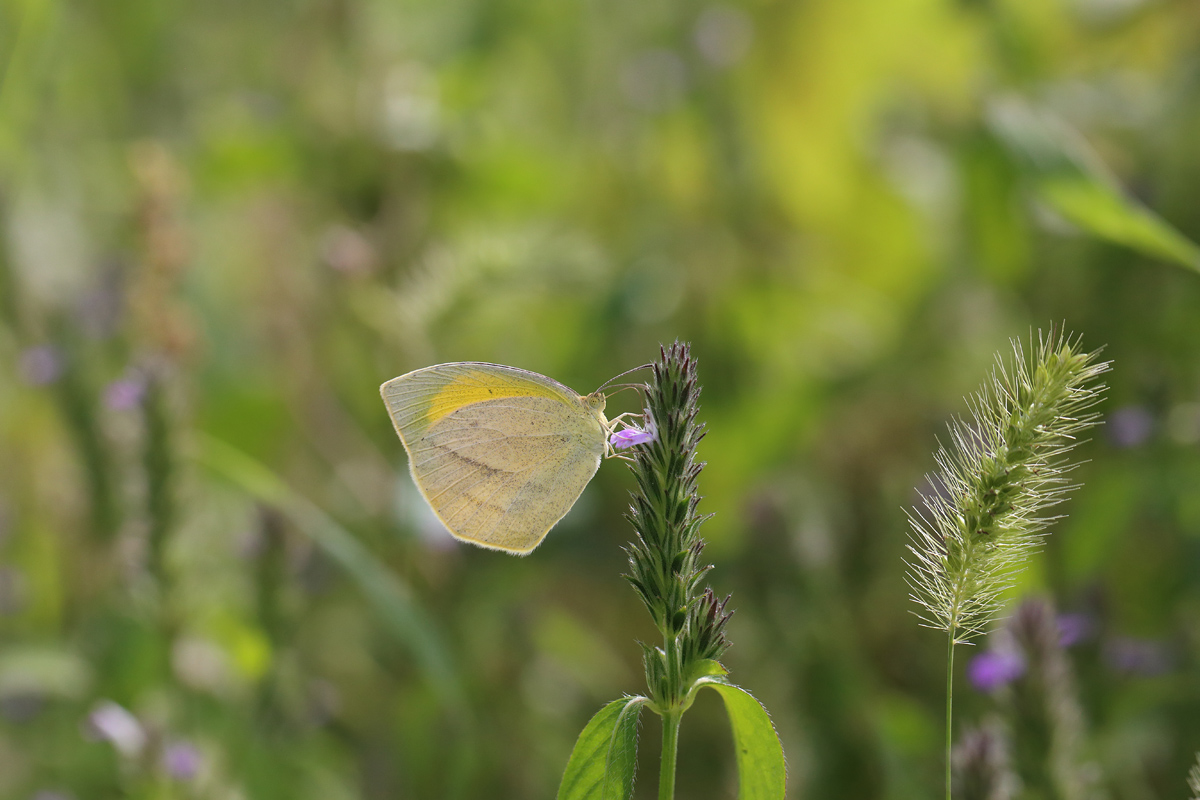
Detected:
left=381, top=363, right=608, bottom=553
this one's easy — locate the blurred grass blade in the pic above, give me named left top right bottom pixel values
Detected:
left=987, top=96, right=1200, bottom=273
left=558, top=696, right=647, bottom=800
left=697, top=680, right=786, bottom=799
left=0, top=0, right=56, bottom=162
left=189, top=433, right=465, bottom=712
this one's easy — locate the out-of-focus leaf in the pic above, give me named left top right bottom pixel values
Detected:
left=191, top=434, right=458, bottom=696
left=190, top=434, right=472, bottom=730
left=0, top=0, right=57, bottom=164
left=987, top=96, right=1200, bottom=274
left=557, top=696, right=647, bottom=800
left=696, top=680, right=787, bottom=799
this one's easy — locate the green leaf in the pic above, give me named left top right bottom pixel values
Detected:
left=987, top=96, right=1200, bottom=274
left=685, top=658, right=728, bottom=685
left=698, top=680, right=787, bottom=799
left=558, top=696, right=648, bottom=800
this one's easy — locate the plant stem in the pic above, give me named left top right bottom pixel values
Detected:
left=659, top=707, right=681, bottom=800
left=658, top=629, right=681, bottom=800
left=946, top=632, right=956, bottom=800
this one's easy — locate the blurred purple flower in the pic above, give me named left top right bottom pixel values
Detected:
left=1107, top=406, right=1153, bottom=448
left=85, top=700, right=146, bottom=756
left=0, top=566, right=27, bottom=615
left=162, top=740, right=202, bottom=781
left=104, top=375, right=146, bottom=411
left=19, top=346, right=63, bottom=386
left=610, top=427, right=655, bottom=450
left=1104, top=636, right=1172, bottom=677
left=968, top=649, right=1026, bottom=692
left=31, top=791, right=75, bottom=800
left=1057, top=612, right=1095, bottom=647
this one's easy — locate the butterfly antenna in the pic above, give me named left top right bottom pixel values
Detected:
left=604, top=384, right=646, bottom=402
left=595, top=364, right=652, bottom=393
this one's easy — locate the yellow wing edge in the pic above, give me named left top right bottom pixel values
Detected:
left=381, top=362, right=584, bottom=434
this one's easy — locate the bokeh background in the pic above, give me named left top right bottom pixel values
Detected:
left=2, top=0, right=1200, bottom=798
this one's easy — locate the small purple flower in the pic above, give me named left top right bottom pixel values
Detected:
left=968, top=649, right=1026, bottom=692
left=1107, top=406, right=1154, bottom=448
left=104, top=376, right=146, bottom=411
left=84, top=700, right=145, bottom=756
left=19, top=346, right=63, bottom=386
left=162, top=740, right=202, bottom=781
left=1104, top=636, right=1172, bottom=677
left=1057, top=613, right=1095, bottom=647
left=610, top=427, right=655, bottom=450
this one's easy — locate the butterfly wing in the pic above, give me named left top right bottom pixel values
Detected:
left=381, top=363, right=607, bottom=553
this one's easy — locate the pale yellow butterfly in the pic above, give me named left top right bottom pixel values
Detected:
left=380, top=362, right=649, bottom=554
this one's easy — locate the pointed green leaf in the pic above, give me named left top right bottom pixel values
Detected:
left=698, top=680, right=786, bottom=799
left=558, top=696, right=647, bottom=800
left=1039, top=177, right=1200, bottom=271
left=685, top=658, right=728, bottom=683
left=988, top=96, right=1200, bottom=274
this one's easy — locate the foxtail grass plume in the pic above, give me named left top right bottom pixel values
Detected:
left=1188, top=752, right=1200, bottom=800
left=906, top=330, right=1108, bottom=644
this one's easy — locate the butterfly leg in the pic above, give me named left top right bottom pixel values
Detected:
left=606, top=411, right=644, bottom=430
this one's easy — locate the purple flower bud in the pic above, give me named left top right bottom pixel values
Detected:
left=610, top=427, right=655, bottom=450
left=1107, top=406, right=1153, bottom=449
left=84, top=700, right=146, bottom=756
left=104, top=376, right=146, bottom=411
left=162, top=740, right=202, bottom=781
left=19, top=346, right=63, bottom=386
left=968, top=649, right=1026, bottom=692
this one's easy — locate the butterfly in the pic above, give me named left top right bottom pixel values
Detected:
left=381, top=362, right=652, bottom=553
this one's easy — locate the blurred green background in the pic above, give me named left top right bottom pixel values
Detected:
left=2, top=0, right=1200, bottom=797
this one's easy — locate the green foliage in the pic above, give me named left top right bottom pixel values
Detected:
left=696, top=680, right=788, bottom=800
left=558, top=697, right=647, bottom=800
left=988, top=98, right=1200, bottom=274
left=572, top=343, right=783, bottom=799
